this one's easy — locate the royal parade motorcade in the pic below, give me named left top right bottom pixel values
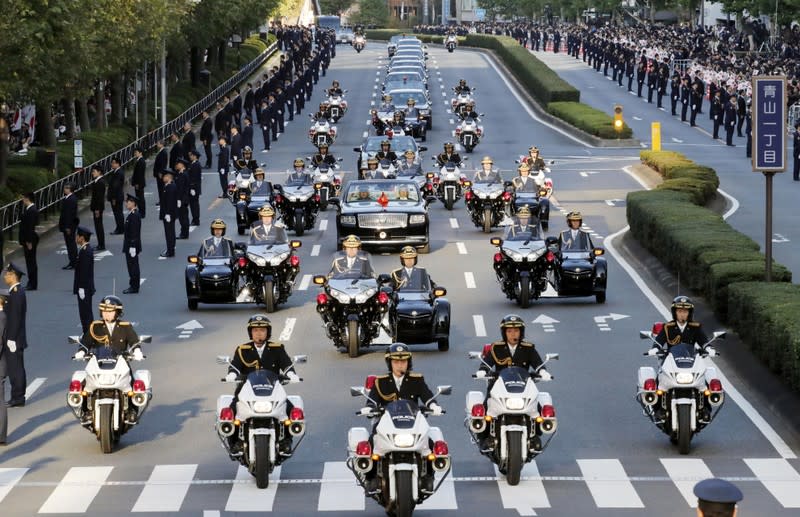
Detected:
left=388, top=89, right=433, bottom=130
left=329, top=179, right=432, bottom=253
left=354, top=135, right=426, bottom=179
left=387, top=34, right=421, bottom=57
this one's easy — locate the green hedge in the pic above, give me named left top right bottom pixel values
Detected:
left=548, top=101, right=633, bottom=139
left=627, top=151, right=792, bottom=322
left=727, top=283, right=800, bottom=391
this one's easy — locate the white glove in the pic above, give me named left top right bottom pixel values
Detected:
left=132, top=349, right=144, bottom=361
left=190, top=189, right=196, bottom=196
left=73, top=350, right=85, bottom=360
left=705, top=346, right=717, bottom=357
left=220, top=169, right=226, bottom=175
left=78, top=288, right=85, bottom=300
left=165, top=215, right=171, bottom=223
left=129, top=248, right=136, bottom=258
left=360, top=407, right=373, bottom=415
left=647, top=347, right=660, bottom=356
left=7, top=340, right=17, bottom=353
left=428, top=403, right=443, bottom=416
left=475, top=370, right=487, bottom=379
left=225, top=372, right=237, bottom=382
left=538, top=369, right=552, bottom=381
left=177, top=200, right=182, bottom=208
left=287, top=371, right=300, bottom=383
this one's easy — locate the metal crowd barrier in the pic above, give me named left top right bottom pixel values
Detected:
left=670, top=59, right=692, bottom=75
left=1, top=39, right=279, bottom=235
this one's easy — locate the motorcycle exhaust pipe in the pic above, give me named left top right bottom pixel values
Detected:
left=289, top=422, right=305, bottom=436
left=540, top=418, right=557, bottom=434
left=354, top=456, right=373, bottom=473
left=217, top=421, right=235, bottom=437
left=433, top=456, right=450, bottom=472
left=67, top=392, right=83, bottom=408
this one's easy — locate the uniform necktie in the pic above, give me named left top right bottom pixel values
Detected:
left=348, top=258, right=355, bottom=269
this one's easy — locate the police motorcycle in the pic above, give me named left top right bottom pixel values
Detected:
left=511, top=187, right=551, bottom=232
left=215, top=354, right=308, bottom=489
left=490, top=226, right=561, bottom=308
left=516, top=155, right=555, bottom=198
left=313, top=272, right=394, bottom=358
left=66, top=335, right=153, bottom=454
left=348, top=379, right=452, bottom=516
left=326, top=91, right=348, bottom=123
left=636, top=327, right=727, bottom=455
left=450, top=88, right=475, bottom=118
left=428, top=157, right=468, bottom=210
left=273, top=171, right=321, bottom=237
left=463, top=177, right=511, bottom=233
left=307, top=158, right=343, bottom=211
left=444, top=34, right=458, bottom=52
left=308, top=114, right=337, bottom=149
left=353, top=33, right=366, bottom=52
left=455, top=114, right=484, bottom=153
left=465, top=349, right=558, bottom=486
left=229, top=168, right=273, bottom=235
left=238, top=236, right=303, bottom=313
left=371, top=107, right=396, bottom=136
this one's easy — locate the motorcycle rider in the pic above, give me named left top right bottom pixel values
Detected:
left=314, top=101, right=331, bottom=121
left=250, top=205, right=288, bottom=243
left=199, top=218, right=235, bottom=258
left=557, top=211, right=593, bottom=251
left=251, top=167, right=271, bottom=195
left=460, top=100, right=480, bottom=120
left=523, top=146, right=547, bottom=171
left=436, top=142, right=462, bottom=167
left=454, top=79, right=472, bottom=94
left=327, top=80, right=343, bottom=97
left=363, top=157, right=381, bottom=179
left=404, top=97, right=421, bottom=123
left=475, top=314, right=550, bottom=450
left=233, top=146, right=257, bottom=172
left=651, top=296, right=710, bottom=354
left=398, top=150, right=423, bottom=176
left=390, top=246, right=435, bottom=291
left=504, top=205, right=538, bottom=239
left=511, top=162, right=540, bottom=193
left=378, top=94, right=394, bottom=112
left=329, top=235, right=375, bottom=278
left=225, top=314, right=299, bottom=455
left=473, top=156, right=501, bottom=183
left=375, top=140, right=398, bottom=163
left=390, top=110, right=406, bottom=130
left=311, top=143, right=337, bottom=168
left=286, top=158, right=313, bottom=184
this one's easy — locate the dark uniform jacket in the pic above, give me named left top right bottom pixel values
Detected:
left=481, top=340, right=544, bottom=374
left=90, top=178, right=106, bottom=211
left=132, top=156, right=146, bottom=189
left=250, top=223, right=288, bottom=244
left=19, top=203, right=39, bottom=245
left=160, top=181, right=177, bottom=219
left=188, top=160, right=202, bottom=195
left=655, top=321, right=709, bottom=348
left=169, top=142, right=184, bottom=171
left=200, top=118, right=214, bottom=143
left=511, top=175, right=539, bottom=193
left=182, top=129, right=196, bottom=157
left=106, top=167, right=125, bottom=203
left=153, top=148, right=168, bottom=178
left=59, top=193, right=78, bottom=232
left=558, top=229, right=594, bottom=251
left=123, top=208, right=142, bottom=253
left=73, top=243, right=95, bottom=296
left=6, top=284, right=27, bottom=349
left=436, top=152, right=461, bottom=166
left=390, top=266, right=433, bottom=291
left=328, top=252, right=374, bottom=278
left=198, top=236, right=235, bottom=258
left=376, top=151, right=398, bottom=163
left=229, top=341, right=293, bottom=376
left=368, top=372, right=434, bottom=407
left=82, top=320, right=139, bottom=355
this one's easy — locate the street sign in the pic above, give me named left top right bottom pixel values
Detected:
left=752, top=76, right=787, bottom=172
left=74, top=156, right=83, bottom=169
left=474, top=8, right=485, bottom=21
left=73, top=139, right=83, bottom=157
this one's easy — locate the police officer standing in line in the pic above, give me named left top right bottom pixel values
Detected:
left=169, top=132, right=184, bottom=171
left=217, top=136, right=231, bottom=198
left=89, top=166, right=107, bottom=251
left=174, top=159, right=190, bottom=239
left=107, top=156, right=125, bottom=235
left=131, top=147, right=147, bottom=219
left=693, top=478, right=742, bottom=517
left=153, top=139, right=168, bottom=207
left=200, top=110, right=214, bottom=168
left=680, top=76, right=690, bottom=123
left=160, top=170, right=177, bottom=258
left=711, top=90, right=723, bottom=140
left=724, top=95, right=737, bottom=147
left=794, top=121, right=800, bottom=181
left=19, top=192, right=39, bottom=291
left=0, top=289, right=9, bottom=442
left=123, top=194, right=142, bottom=294
left=74, top=227, right=95, bottom=334
left=3, top=264, right=27, bottom=407
left=187, top=150, right=202, bottom=226
left=59, top=182, right=78, bottom=269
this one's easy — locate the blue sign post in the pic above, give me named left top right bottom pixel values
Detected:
left=751, top=76, right=787, bottom=280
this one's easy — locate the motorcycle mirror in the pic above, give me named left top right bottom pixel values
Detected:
left=593, top=248, right=605, bottom=256
left=337, top=157, right=344, bottom=161
left=436, top=385, right=452, bottom=396
left=216, top=355, right=232, bottom=365
left=639, top=331, right=653, bottom=339
left=308, top=113, right=314, bottom=119
left=68, top=335, right=81, bottom=344
left=292, top=355, right=308, bottom=364
left=468, top=351, right=482, bottom=359
left=433, top=287, right=447, bottom=297
left=545, top=353, right=559, bottom=361
left=377, top=273, right=392, bottom=284
left=353, top=147, right=361, bottom=152
left=290, top=240, right=302, bottom=249
left=139, top=335, right=152, bottom=344
left=549, top=160, right=556, bottom=165
left=713, top=331, right=727, bottom=340
left=313, top=275, right=327, bottom=285
left=419, top=146, right=428, bottom=153
left=188, top=255, right=199, bottom=264
left=350, top=386, right=365, bottom=397
left=490, top=237, right=503, bottom=246
left=328, top=197, right=340, bottom=206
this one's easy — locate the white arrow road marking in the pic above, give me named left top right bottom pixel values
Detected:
left=25, top=378, right=46, bottom=399
left=633, top=116, right=642, bottom=121
left=449, top=218, right=459, bottom=229
left=594, top=313, right=629, bottom=331
left=311, top=244, right=321, bottom=256
left=671, top=137, right=684, bottom=143
left=464, top=272, right=476, bottom=289
left=773, top=233, right=790, bottom=243
left=604, top=199, right=625, bottom=206
left=532, top=314, right=559, bottom=333
left=319, top=219, right=328, bottom=232
left=93, top=250, right=113, bottom=262
left=456, top=242, right=468, bottom=255
left=473, top=315, right=486, bottom=337
left=176, top=319, right=203, bottom=339
left=298, top=274, right=312, bottom=291
left=189, top=225, right=198, bottom=233
left=278, top=318, right=296, bottom=341
left=495, top=462, right=550, bottom=516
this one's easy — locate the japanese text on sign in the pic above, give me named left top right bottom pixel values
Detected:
left=752, top=76, right=786, bottom=172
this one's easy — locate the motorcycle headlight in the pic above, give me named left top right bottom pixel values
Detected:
left=675, top=372, right=695, bottom=384
left=252, top=401, right=274, bottom=413
left=420, top=109, right=430, bottom=115
left=504, top=397, right=526, bottom=411
left=528, top=247, right=546, bottom=261
left=393, top=433, right=415, bottom=448
left=340, top=215, right=356, bottom=225
left=330, top=290, right=351, bottom=303
left=287, top=195, right=298, bottom=202
left=504, top=249, right=524, bottom=262
left=269, top=251, right=290, bottom=266
left=247, top=253, right=267, bottom=267
left=355, top=287, right=377, bottom=304
left=409, top=214, right=426, bottom=224
left=97, top=374, right=117, bottom=386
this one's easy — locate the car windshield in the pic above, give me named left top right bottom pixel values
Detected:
left=328, top=252, right=375, bottom=279
left=364, top=136, right=416, bottom=153
left=384, top=399, right=419, bottom=429
left=285, top=172, right=314, bottom=186
left=389, top=91, right=428, bottom=107
left=248, top=224, right=288, bottom=244
left=345, top=181, right=420, bottom=203
left=247, top=369, right=280, bottom=396
left=386, top=72, right=423, bottom=83
left=200, top=238, right=232, bottom=258
left=251, top=182, right=272, bottom=196
left=390, top=35, right=419, bottom=44
left=390, top=67, right=425, bottom=77
left=397, top=273, right=431, bottom=292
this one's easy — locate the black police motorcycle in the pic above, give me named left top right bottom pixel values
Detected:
left=274, top=176, right=321, bottom=236
left=490, top=230, right=560, bottom=308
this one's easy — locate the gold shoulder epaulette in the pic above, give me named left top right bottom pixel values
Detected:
left=268, top=341, right=283, bottom=348
left=119, top=321, right=131, bottom=326
left=491, top=340, right=505, bottom=347
left=90, top=320, right=104, bottom=326
left=408, top=372, right=422, bottom=378
left=688, top=321, right=700, bottom=328
left=238, top=343, right=253, bottom=350
left=519, top=341, right=533, bottom=347
left=665, top=321, right=677, bottom=328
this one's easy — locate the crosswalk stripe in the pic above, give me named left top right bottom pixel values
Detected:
left=131, top=464, right=196, bottom=512
left=745, top=458, right=800, bottom=507
left=418, top=470, right=458, bottom=510
left=225, top=465, right=281, bottom=512
left=495, top=462, right=549, bottom=515
left=577, top=459, right=644, bottom=508
left=298, top=274, right=312, bottom=291
left=25, top=378, right=46, bottom=399
left=317, top=461, right=364, bottom=511
left=660, top=458, right=713, bottom=507
left=464, top=272, right=476, bottom=289
left=0, top=468, right=28, bottom=504
left=39, top=466, right=114, bottom=513
left=311, top=244, right=321, bottom=256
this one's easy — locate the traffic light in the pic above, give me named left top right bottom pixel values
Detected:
left=613, top=104, right=624, bottom=133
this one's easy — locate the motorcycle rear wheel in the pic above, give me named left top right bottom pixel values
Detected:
left=347, top=319, right=360, bottom=358
left=393, top=470, right=415, bottom=517
left=677, top=404, right=692, bottom=455
left=254, top=434, right=271, bottom=488
left=99, top=404, right=114, bottom=454
left=506, top=430, right=523, bottom=486
left=294, top=213, right=305, bottom=236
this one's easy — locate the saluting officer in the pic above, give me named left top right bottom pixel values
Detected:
left=19, top=192, right=39, bottom=290
left=3, top=264, right=27, bottom=407
left=73, top=226, right=96, bottom=334
left=693, top=478, right=743, bottom=517
left=160, top=170, right=177, bottom=258
left=123, top=194, right=142, bottom=294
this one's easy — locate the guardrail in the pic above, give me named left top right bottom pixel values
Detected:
left=0, top=39, right=279, bottom=235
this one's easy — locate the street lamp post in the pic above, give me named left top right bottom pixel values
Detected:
left=231, top=34, right=243, bottom=70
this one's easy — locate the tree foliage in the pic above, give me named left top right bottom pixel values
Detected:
left=351, top=0, right=389, bottom=26
left=321, top=0, right=356, bottom=16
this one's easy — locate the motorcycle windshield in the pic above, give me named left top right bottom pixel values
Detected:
left=668, top=343, right=697, bottom=368
left=247, top=370, right=280, bottom=397
left=94, top=347, right=121, bottom=370
left=385, top=400, right=419, bottom=429
left=504, top=227, right=544, bottom=242
left=498, top=366, right=530, bottom=394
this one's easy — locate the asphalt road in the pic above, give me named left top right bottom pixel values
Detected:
left=2, top=42, right=800, bottom=516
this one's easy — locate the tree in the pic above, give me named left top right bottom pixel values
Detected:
left=351, top=0, right=389, bottom=26
left=321, top=0, right=356, bottom=16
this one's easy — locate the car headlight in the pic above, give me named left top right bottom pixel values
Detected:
left=393, top=433, right=415, bottom=448
left=409, top=214, right=426, bottom=224
left=355, top=287, right=377, bottom=304
left=269, top=251, right=289, bottom=266
left=330, top=290, right=351, bottom=303
left=247, top=253, right=267, bottom=267
left=252, top=401, right=274, bottom=413
left=340, top=215, right=356, bottom=225
left=505, top=397, right=526, bottom=411
left=675, top=372, right=695, bottom=384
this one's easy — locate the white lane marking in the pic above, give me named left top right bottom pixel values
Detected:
left=225, top=465, right=281, bottom=512
left=317, top=462, right=364, bottom=511
left=279, top=318, right=296, bottom=341
left=464, top=272, right=476, bottom=289
left=319, top=219, right=328, bottom=232
left=189, top=225, right=198, bottom=233
left=495, top=462, right=550, bottom=516
left=577, top=459, right=643, bottom=508
left=203, top=512, right=220, bottom=517
left=456, top=242, right=468, bottom=255
left=441, top=91, right=447, bottom=97
left=298, top=274, right=312, bottom=291
left=132, top=464, right=197, bottom=512
left=745, top=458, right=800, bottom=507
left=311, top=244, right=321, bottom=256
left=25, top=377, right=46, bottom=399
left=473, top=315, right=487, bottom=337
left=362, top=131, right=368, bottom=138
left=609, top=166, right=793, bottom=458
left=449, top=218, right=459, bottom=229
left=633, top=116, right=642, bottom=121
left=418, top=469, right=457, bottom=509
left=0, top=468, right=28, bottom=504
left=139, top=278, right=147, bottom=286
left=39, top=466, right=114, bottom=513
left=660, top=458, right=713, bottom=508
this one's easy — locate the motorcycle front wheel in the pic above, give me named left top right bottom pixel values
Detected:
left=506, top=430, right=523, bottom=486
left=263, top=280, right=276, bottom=313
left=254, top=434, right=271, bottom=488
left=393, top=470, right=415, bottom=517
left=483, top=207, right=492, bottom=233
left=347, top=319, right=360, bottom=358
left=676, top=404, right=692, bottom=455
left=517, top=278, right=531, bottom=309
left=99, top=404, right=115, bottom=454
left=294, top=212, right=305, bottom=236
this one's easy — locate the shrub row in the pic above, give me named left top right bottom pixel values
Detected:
left=365, top=30, right=632, bottom=139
